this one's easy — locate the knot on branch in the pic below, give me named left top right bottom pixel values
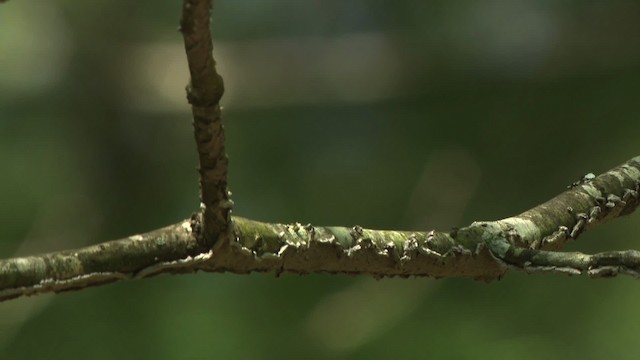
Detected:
left=186, top=74, right=225, bottom=107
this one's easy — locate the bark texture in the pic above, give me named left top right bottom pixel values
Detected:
left=180, top=0, right=231, bottom=248
left=1, top=0, right=640, bottom=302
left=1, top=156, right=639, bottom=302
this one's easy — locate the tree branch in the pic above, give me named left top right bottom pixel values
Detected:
left=1, top=156, right=639, bottom=301
left=459, top=155, right=640, bottom=253
left=206, top=155, right=639, bottom=279
left=497, top=247, right=640, bottom=278
left=0, top=218, right=206, bottom=301
left=179, top=0, right=231, bottom=248
left=2, top=0, right=639, bottom=302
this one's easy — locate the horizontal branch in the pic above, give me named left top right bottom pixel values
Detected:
left=497, top=247, right=640, bottom=278
left=0, top=156, right=639, bottom=301
left=208, top=217, right=505, bottom=279
left=0, top=218, right=207, bottom=301
left=0, top=216, right=505, bottom=302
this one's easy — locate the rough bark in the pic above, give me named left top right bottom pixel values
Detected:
left=1, top=0, right=640, bottom=302
left=180, top=0, right=231, bottom=248
left=1, top=156, right=639, bottom=301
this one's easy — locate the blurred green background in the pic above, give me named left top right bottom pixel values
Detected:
left=1, top=0, right=640, bottom=359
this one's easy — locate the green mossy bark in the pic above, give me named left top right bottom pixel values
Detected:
left=0, top=156, right=639, bottom=301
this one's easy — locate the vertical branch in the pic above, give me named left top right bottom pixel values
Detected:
left=179, top=0, right=231, bottom=248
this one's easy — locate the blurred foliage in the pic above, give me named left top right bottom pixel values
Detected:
left=1, top=0, right=640, bottom=359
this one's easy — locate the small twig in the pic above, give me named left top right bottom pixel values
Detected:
left=497, top=246, right=640, bottom=279
left=179, top=0, right=231, bottom=248
left=454, top=156, right=640, bottom=251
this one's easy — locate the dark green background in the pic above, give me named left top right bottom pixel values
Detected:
left=1, top=1, right=640, bottom=359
